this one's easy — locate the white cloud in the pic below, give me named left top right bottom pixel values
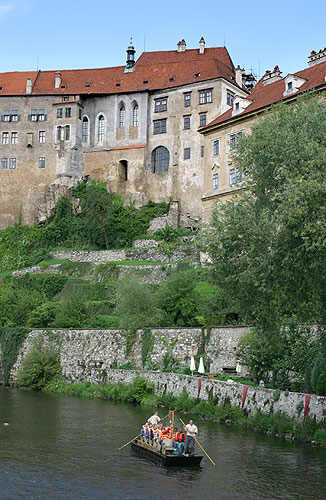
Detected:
left=0, top=1, right=32, bottom=21
left=0, top=4, right=14, bottom=20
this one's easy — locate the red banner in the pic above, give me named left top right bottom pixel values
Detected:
left=197, top=377, right=202, bottom=401
left=303, top=394, right=311, bottom=422
left=242, top=385, right=249, bottom=408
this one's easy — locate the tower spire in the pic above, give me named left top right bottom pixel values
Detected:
left=124, top=37, right=136, bottom=73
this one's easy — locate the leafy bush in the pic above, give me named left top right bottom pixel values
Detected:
left=0, top=327, right=28, bottom=383
left=313, top=429, right=326, bottom=446
left=17, top=337, right=61, bottom=389
left=316, top=373, right=326, bottom=396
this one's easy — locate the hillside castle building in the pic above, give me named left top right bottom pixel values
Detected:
left=0, top=38, right=250, bottom=229
left=1, top=39, right=324, bottom=230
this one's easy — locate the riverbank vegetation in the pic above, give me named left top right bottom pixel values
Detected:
left=39, top=376, right=326, bottom=447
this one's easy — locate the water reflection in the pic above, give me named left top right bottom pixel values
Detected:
left=0, top=387, right=326, bottom=500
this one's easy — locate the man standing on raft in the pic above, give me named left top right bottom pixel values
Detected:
left=183, top=419, right=198, bottom=456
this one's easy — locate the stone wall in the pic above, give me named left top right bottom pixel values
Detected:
left=74, top=369, right=325, bottom=425
left=8, top=326, right=250, bottom=384
left=6, top=327, right=326, bottom=424
left=51, top=244, right=199, bottom=263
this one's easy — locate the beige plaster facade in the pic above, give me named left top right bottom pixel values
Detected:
left=0, top=41, right=248, bottom=229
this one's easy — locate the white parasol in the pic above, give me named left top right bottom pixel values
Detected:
left=198, top=357, right=205, bottom=374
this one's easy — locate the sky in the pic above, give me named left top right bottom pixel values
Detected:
left=1, top=0, right=326, bottom=79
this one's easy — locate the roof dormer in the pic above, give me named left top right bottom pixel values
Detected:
left=232, top=96, right=253, bottom=117
left=283, top=74, right=306, bottom=97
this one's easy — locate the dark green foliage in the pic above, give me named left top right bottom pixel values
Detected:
left=311, top=353, right=326, bottom=392
left=0, top=180, right=170, bottom=273
left=153, top=225, right=180, bottom=242
left=156, top=270, right=200, bottom=326
left=316, top=373, right=326, bottom=396
left=142, top=329, right=154, bottom=367
left=313, top=429, right=326, bottom=445
left=0, top=327, right=28, bottom=383
left=52, top=292, right=89, bottom=328
left=13, top=273, right=68, bottom=299
left=27, top=303, right=61, bottom=328
left=201, top=95, right=326, bottom=380
left=17, top=336, right=61, bottom=389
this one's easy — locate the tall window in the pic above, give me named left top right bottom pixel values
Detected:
left=2, top=132, right=9, bottom=144
left=152, top=146, right=169, bottom=173
left=199, top=113, right=207, bottom=127
left=39, top=157, right=46, bottom=168
left=9, top=158, right=16, bottom=169
left=57, top=108, right=63, bottom=118
left=65, top=107, right=71, bottom=118
left=184, top=93, right=191, bottom=107
left=57, top=126, right=62, bottom=142
left=153, top=119, right=167, bottom=135
left=65, top=125, right=70, bottom=141
left=229, top=167, right=242, bottom=185
left=11, top=132, right=18, bottom=144
left=98, top=115, right=105, bottom=141
left=227, top=91, right=235, bottom=106
left=82, top=117, right=89, bottom=143
left=213, top=173, right=219, bottom=190
left=119, top=105, right=126, bottom=128
left=184, top=147, right=191, bottom=160
left=39, top=131, right=45, bottom=143
left=1, top=158, right=8, bottom=169
left=199, top=89, right=212, bottom=104
left=213, top=139, right=219, bottom=156
left=201, top=145, right=205, bottom=158
left=132, top=104, right=139, bottom=127
left=230, top=132, right=242, bottom=150
left=184, top=116, right=190, bottom=130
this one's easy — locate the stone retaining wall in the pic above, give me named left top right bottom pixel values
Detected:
left=6, top=328, right=326, bottom=424
left=51, top=245, right=199, bottom=263
left=8, top=327, right=250, bottom=384
left=84, top=370, right=325, bottom=425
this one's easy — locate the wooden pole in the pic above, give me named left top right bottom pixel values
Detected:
left=179, top=417, right=216, bottom=466
left=119, top=412, right=170, bottom=451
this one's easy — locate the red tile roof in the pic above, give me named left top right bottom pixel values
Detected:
left=0, top=71, right=38, bottom=95
left=202, top=61, right=326, bottom=131
left=0, top=47, right=240, bottom=96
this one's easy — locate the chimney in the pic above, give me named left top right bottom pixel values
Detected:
left=308, top=48, right=326, bottom=67
left=262, top=65, right=282, bottom=86
left=235, top=65, right=245, bottom=87
left=199, top=37, right=205, bottom=54
left=55, top=72, right=62, bottom=89
left=177, top=39, right=186, bottom=52
left=26, top=77, right=32, bottom=94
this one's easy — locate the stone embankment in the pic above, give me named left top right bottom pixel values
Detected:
left=10, top=327, right=250, bottom=380
left=5, top=327, right=326, bottom=424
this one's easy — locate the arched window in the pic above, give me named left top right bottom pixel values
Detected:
left=152, top=146, right=169, bottom=173
left=119, top=105, right=126, bottom=128
left=132, top=104, right=139, bottom=127
left=82, top=116, right=89, bottom=143
left=57, top=126, right=62, bottom=142
left=65, top=125, right=70, bottom=141
left=98, top=115, right=105, bottom=142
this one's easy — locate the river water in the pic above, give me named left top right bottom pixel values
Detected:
left=0, top=386, right=326, bottom=500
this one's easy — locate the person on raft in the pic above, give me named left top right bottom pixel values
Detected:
left=183, top=419, right=198, bottom=456
left=147, top=411, right=161, bottom=425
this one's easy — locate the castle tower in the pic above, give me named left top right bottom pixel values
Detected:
left=124, top=38, right=136, bottom=73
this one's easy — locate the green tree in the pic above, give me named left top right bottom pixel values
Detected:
left=156, top=270, right=200, bottom=326
left=201, top=95, right=326, bottom=381
left=114, top=277, right=162, bottom=331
